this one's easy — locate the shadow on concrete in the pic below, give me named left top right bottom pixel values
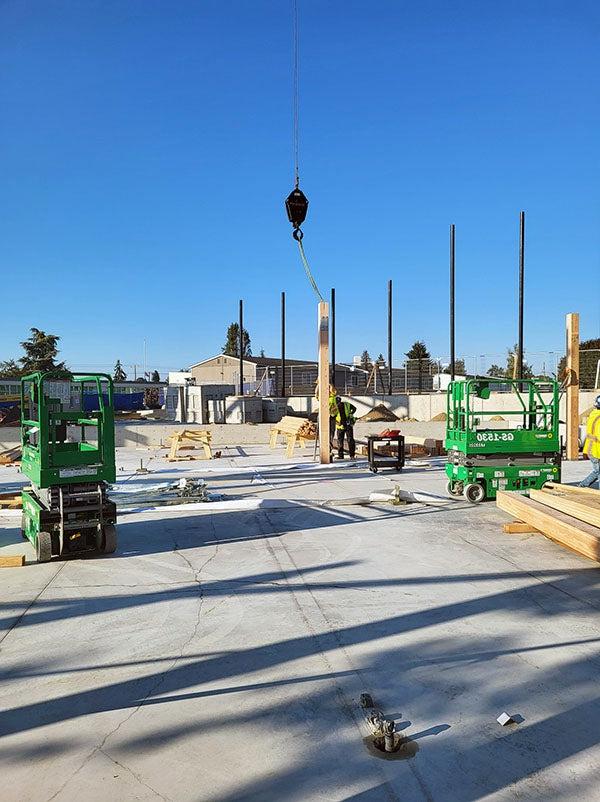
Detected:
left=2, top=504, right=600, bottom=800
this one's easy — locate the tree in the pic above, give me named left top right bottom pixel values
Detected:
left=443, top=358, right=466, bottom=376
left=259, top=348, right=265, bottom=358
left=558, top=337, right=600, bottom=388
left=405, top=341, right=431, bottom=393
left=0, top=359, right=22, bottom=378
left=151, top=369, right=160, bottom=382
left=113, top=360, right=127, bottom=382
left=375, top=353, right=386, bottom=367
left=506, top=344, right=533, bottom=380
left=360, top=350, right=371, bottom=369
left=222, top=323, right=252, bottom=357
left=487, top=364, right=506, bottom=378
left=19, top=328, right=65, bottom=373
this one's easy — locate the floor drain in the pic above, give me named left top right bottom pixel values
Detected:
left=363, top=733, right=419, bottom=761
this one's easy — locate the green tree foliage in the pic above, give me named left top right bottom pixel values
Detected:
left=113, top=360, right=127, bottom=382
left=557, top=337, right=600, bottom=388
left=223, top=323, right=252, bottom=357
left=0, top=359, right=23, bottom=378
left=375, top=353, right=386, bottom=366
left=19, top=328, right=65, bottom=373
left=443, top=358, right=466, bottom=375
left=359, top=350, right=371, bottom=369
left=506, top=344, right=533, bottom=379
left=405, top=341, right=431, bottom=393
left=487, top=364, right=506, bottom=378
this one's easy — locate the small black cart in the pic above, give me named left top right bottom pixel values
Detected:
left=367, top=433, right=405, bottom=473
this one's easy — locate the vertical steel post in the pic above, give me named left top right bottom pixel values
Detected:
left=518, top=211, right=525, bottom=382
left=330, top=287, right=336, bottom=387
left=281, top=291, right=286, bottom=397
left=387, top=279, right=393, bottom=394
left=239, top=299, right=244, bottom=396
left=450, top=224, right=456, bottom=381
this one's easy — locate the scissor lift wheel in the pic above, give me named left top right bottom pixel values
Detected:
left=36, top=531, right=53, bottom=563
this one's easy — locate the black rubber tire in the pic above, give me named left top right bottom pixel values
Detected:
left=36, top=531, right=53, bottom=563
left=463, top=482, right=485, bottom=504
left=446, top=480, right=463, bottom=497
left=101, top=524, right=117, bottom=554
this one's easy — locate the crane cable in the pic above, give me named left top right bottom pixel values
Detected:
left=287, top=0, right=324, bottom=302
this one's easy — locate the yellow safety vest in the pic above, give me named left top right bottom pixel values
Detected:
left=583, top=409, right=600, bottom=459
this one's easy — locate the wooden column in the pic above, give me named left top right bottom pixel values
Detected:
left=566, top=312, right=580, bottom=461
left=318, top=301, right=331, bottom=464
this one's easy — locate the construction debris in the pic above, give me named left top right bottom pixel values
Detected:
left=359, top=404, right=398, bottom=423
left=497, top=712, right=516, bottom=726
left=497, top=484, right=600, bottom=561
left=109, top=478, right=217, bottom=508
left=430, top=411, right=447, bottom=422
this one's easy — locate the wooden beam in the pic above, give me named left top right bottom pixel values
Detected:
left=317, top=301, right=331, bottom=464
left=497, top=490, right=600, bottom=562
left=502, top=521, right=540, bottom=534
left=0, top=555, right=25, bottom=568
left=566, top=312, right=580, bottom=460
left=530, top=488, right=600, bottom=528
left=544, top=482, right=600, bottom=500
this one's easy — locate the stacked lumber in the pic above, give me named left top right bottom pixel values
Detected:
left=497, top=483, right=600, bottom=562
left=0, top=492, right=22, bottom=509
left=0, top=446, right=21, bottom=465
left=269, top=416, right=316, bottom=458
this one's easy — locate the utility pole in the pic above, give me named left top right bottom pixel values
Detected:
left=566, top=312, right=580, bottom=461
left=518, top=211, right=525, bottom=385
left=387, top=279, right=393, bottom=394
left=330, top=287, right=336, bottom=387
left=318, top=302, right=331, bottom=464
left=450, top=224, right=456, bottom=381
left=280, top=291, right=286, bottom=397
left=239, top=299, right=244, bottom=396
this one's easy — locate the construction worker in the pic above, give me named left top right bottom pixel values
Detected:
left=331, top=395, right=357, bottom=460
left=579, top=395, right=600, bottom=488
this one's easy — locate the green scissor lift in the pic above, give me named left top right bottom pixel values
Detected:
left=445, top=378, right=561, bottom=503
left=20, top=371, right=117, bottom=562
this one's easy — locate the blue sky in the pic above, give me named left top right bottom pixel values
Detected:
left=1, top=0, right=598, bottom=377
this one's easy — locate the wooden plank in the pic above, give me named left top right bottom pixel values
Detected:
left=317, top=301, right=331, bottom=464
left=544, top=482, right=600, bottom=501
left=565, top=312, right=580, bottom=460
left=530, top=488, right=600, bottom=528
left=502, top=521, right=540, bottom=534
left=496, top=490, right=600, bottom=562
left=0, top=555, right=25, bottom=568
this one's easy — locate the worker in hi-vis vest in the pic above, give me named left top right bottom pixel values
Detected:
left=579, top=395, right=600, bottom=488
left=330, top=395, right=357, bottom=460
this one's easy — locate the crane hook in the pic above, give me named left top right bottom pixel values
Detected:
left=285, top=186, right=309, bottom=239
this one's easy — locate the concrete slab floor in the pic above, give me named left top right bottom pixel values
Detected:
left=0, top=449, right=599, bottom=801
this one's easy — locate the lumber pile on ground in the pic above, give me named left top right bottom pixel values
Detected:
left=0, top=446, right=21, bottom=465
left=269, top=416, right=316, bottom=458
left=497, top=484, right=600, bottom=562
left=0, top=492, right=22, bottom=509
